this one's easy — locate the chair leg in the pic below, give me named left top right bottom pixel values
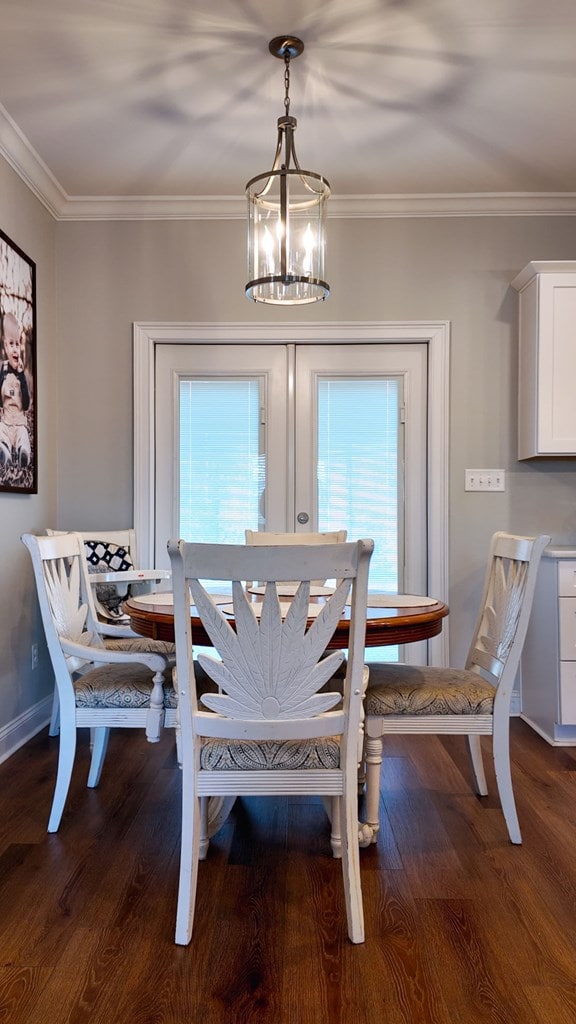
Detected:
left=47, top=722, right=77, bottom=833
left=363, top=732, right=383, bottom=842
left=356, top=664, right=369, bottom=795
left=329, top=796, right=342, bottom=858
left=175, top=786, right=201, bottom=945
left=48, top=689, right=60, bottom=736
left=357, top=759, right=366, bottom=794
left=198, top=796, right=210, bottom=860
left=340, top=785, right=365, bottom=943
left=146, top=670, right=166, bottom=742
left=467, top=734, right=488, bottom=796
left=87, top=727, right=110, bottom=788
left=492, top=717, right=522, bottom=844
left=175, top=706, right=182, bottom=768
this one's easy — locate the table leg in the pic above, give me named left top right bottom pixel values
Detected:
left=359, top=733, right=382, bottom=845
left=198, top=795, right=238, bottom=859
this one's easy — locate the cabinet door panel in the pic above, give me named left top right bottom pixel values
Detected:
left=559, top=598, right=576, bottom=661
left=558, top=561, right=576, bottom=597
left=560, top=662, right=576, bottom=724
left=514, top=264, right=576, bottom=457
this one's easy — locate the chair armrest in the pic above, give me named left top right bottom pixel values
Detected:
left=95, top=621, right=143, bottom=640
left=60, top=637, right=168, bottom=673
left=88, top=569, right=171, bottom=585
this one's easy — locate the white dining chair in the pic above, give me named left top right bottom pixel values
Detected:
left=22, top=531, right=177, bottom=832
left=245, top=529, right=347, bottom=587
left=168, top=537, right=373, bottom=945
left=47, top=527, right=170, bottom=624
left=245, top=529, right=347, bottom=545
left=363, top=532, right=550, bottom=845
left=45, top=529, right=175, bottom=736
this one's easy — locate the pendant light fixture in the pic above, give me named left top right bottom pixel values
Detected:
left=245, top=36, right=330, bottom=304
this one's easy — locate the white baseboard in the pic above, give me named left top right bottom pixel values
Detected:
left=0, top=694, right=52, bottom=765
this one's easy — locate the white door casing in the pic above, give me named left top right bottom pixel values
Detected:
left=133, top=321, right=450, bottom=664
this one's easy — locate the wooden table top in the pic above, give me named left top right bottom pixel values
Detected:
left=124, top=593, right=449, bottom=649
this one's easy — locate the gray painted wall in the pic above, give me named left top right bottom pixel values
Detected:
left=56, top=215, right=576, bottom=668
left=2, top=151, right=576, bottom=750
left=0, top=158, right=57, bottom=749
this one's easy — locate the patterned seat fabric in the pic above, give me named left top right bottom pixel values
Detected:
left=200, top=736, right=340, bottom=771
left=74, top=664, right=177, bottom=709
left=365, top=664, right=495, bottom=716
left=104, top=637, right=176, bottom=657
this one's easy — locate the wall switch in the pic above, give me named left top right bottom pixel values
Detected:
left=465, top=469, right=505, bottom=492
left=31, top=643, right=39, bottom=670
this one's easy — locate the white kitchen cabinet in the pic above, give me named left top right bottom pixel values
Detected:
left=521, top=547, right=576, bottom=745
left=512, top=261, right=576, bottom=459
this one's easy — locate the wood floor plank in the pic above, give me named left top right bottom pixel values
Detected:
left=377, top=753, right=478, bottom=899
left=2, top=721, right=576, bottom=1023
left=416, top=897, right=542, bottom=1024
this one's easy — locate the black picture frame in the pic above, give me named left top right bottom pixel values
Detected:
left=0, top=227, right=37, bottom=494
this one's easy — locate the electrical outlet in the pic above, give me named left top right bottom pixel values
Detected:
left=465, top=469, right=506, bottom=492
left=31, top=643, right=39, bottom=670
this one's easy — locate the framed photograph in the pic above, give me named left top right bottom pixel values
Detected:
left=0, top=227, right=36, bottom=494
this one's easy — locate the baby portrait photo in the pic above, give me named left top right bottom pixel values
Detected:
left=0, top=227, right=36, bottom=494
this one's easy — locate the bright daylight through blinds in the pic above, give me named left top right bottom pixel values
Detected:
left=179, top=379, right=263, bottom=543
left=178, top=375, right=402, bottom=596
left=317, top=377, right=400, bottom=594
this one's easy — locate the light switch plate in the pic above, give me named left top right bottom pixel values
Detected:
left=465, top=469, right=505, bottom=491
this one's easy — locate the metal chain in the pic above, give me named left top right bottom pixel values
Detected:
left=284, top=51, right=291, bottom=115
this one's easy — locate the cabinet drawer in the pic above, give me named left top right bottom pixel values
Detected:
left=559, top=599, right=576, bottom=660
left=558, top=561, right=576, bottom=596
left=560, top=662, right=576, bottom=724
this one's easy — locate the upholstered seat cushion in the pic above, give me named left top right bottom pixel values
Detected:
left=74, top=664, right=177, bottom=709
left=200, top=737, right=340, bottom=771
left=104, top=637, right=176, bottom=658
left=365, top=663, right=496, bottom=716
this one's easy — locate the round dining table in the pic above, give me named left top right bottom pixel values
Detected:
left=123, top=589, right=449, bottom=849
left=123, top=592, right=449, bottom=649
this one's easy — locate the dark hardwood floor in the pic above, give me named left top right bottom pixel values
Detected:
left=1, top=719, right=575, bottom=1023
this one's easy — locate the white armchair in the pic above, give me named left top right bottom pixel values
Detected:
left=45, top=529, right=174, bottom=735
left=22, top=531, right=177, bottom=833
left=168, top=537, right=373, bottom=945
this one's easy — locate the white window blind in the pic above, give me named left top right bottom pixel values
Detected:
left=317, top=377, right=401, bottom=594
left=179, top=378, right=263, bottom=543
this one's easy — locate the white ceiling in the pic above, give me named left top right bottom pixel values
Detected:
left=1, top=0, right=576, bottom=219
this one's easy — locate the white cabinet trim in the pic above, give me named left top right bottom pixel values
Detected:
left=513, top=262, right=576, bottom=458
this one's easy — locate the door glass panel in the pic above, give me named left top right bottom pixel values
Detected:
left=316, top=375, right=402, bottom=662
left=317, top=377, right=400, bottom=594
left=179, top=378, right=263, bottom=543
left=154, top=344, right=287, bottom=568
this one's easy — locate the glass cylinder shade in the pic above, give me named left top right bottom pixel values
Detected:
left=246, top=167, right=330, bottom=304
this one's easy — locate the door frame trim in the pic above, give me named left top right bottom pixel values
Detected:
left=133, top=320, right=450, bottom=664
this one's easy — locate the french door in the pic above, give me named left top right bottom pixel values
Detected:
left=134, top=319, right=448, bottom=667
left=155, top=342, right=427, bottom=616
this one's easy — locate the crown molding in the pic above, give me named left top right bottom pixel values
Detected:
left=47, top=192, right=576, bottom=221
left=0, top=102, right=66, bottom=217
left=2, top=105, right=576, bottom=222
